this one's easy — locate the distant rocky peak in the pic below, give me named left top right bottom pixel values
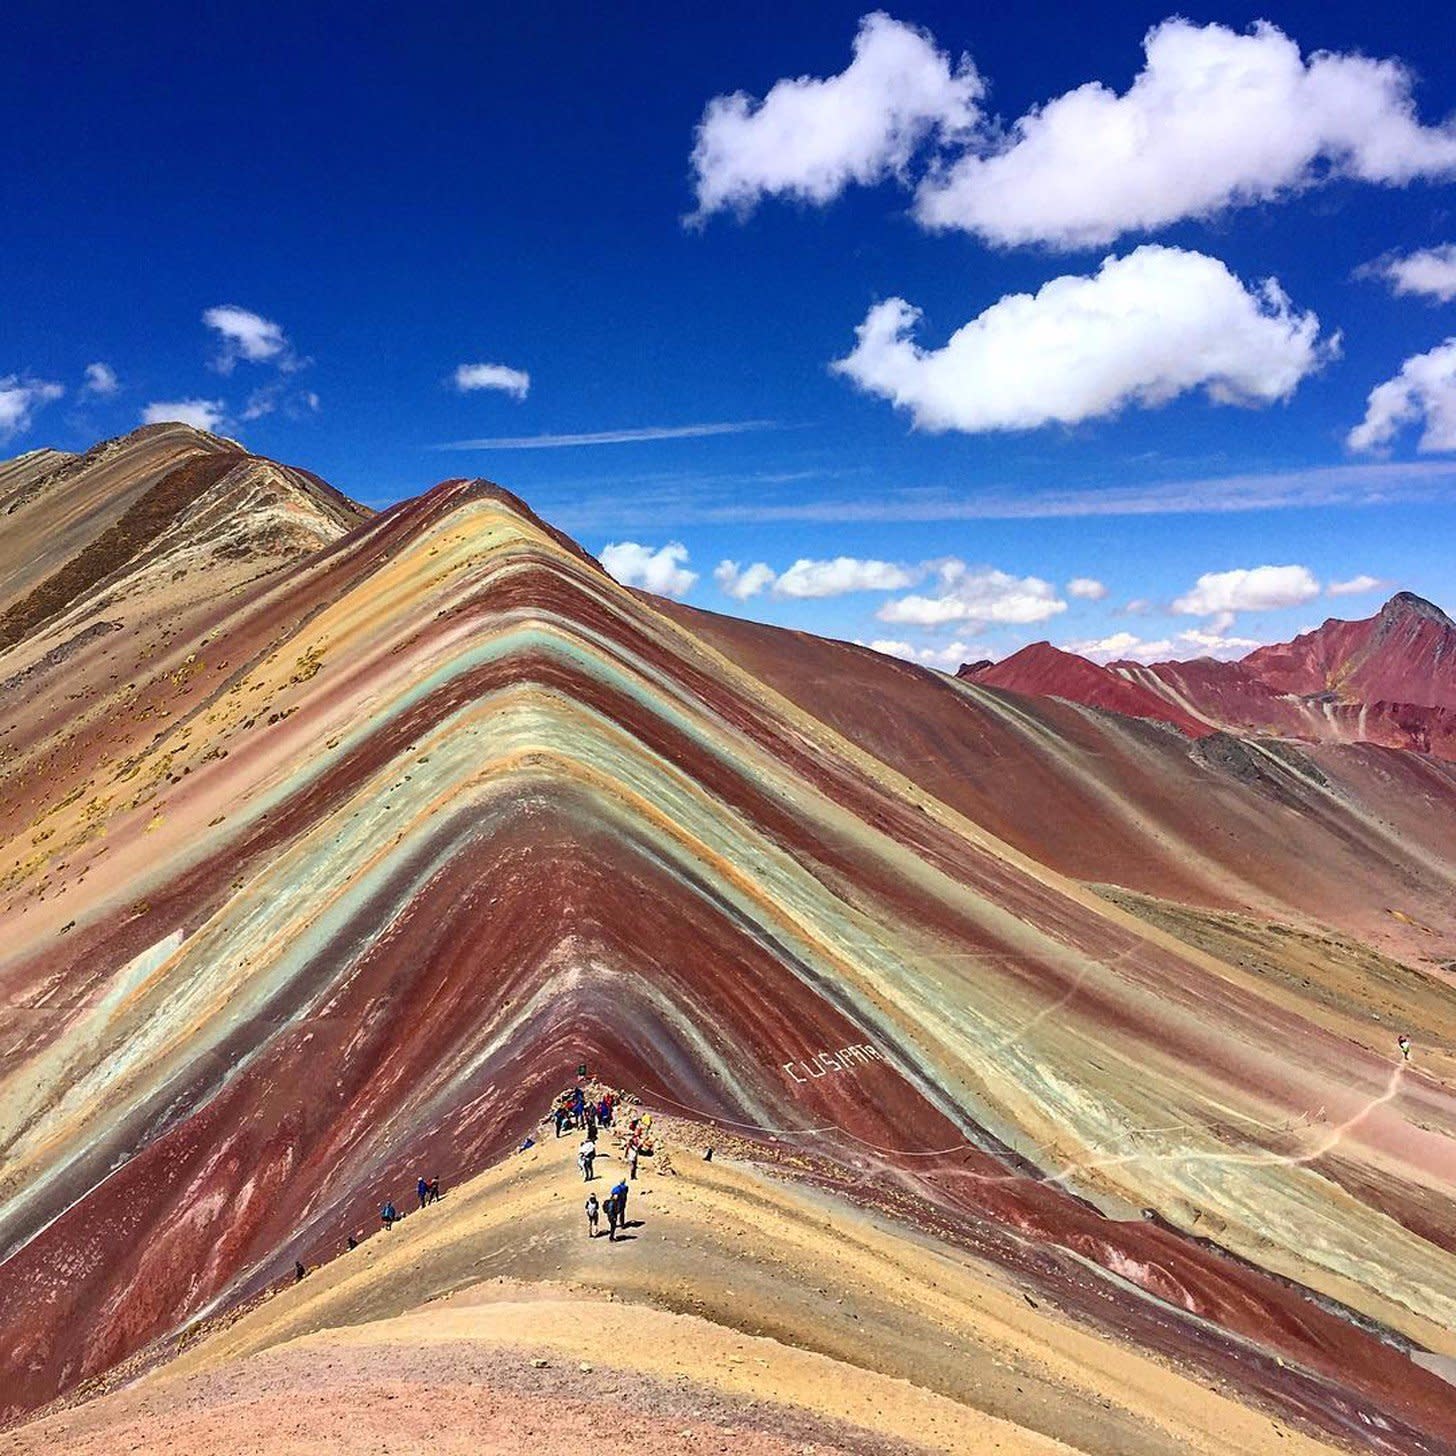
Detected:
left=1378, top=591, right=1454, bottom=629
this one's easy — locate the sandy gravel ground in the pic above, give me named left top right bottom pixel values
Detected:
left=10, top=1111, right=1346, bottom=1456
left=1, top=1338, right=935, bottom=1456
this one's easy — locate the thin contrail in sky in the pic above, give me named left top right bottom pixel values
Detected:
left=434, top=420, right=779, bottom=450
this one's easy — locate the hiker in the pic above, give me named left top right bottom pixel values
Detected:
left=1399, top=1034, right=1412, bottom=1062
left=604, top=1192, right=620, bottom=1241
left=579, top=1136, right=596, bottom=1182
left=611, top=1178, right=629, bottom=1226
left=381, top=1199, right=399, bottom=1231
left=571, top=1086, right=585, bottom=1123
left=585, top=1192, right=600, bottom=1238
left=627, top=1143, right=639, bottom=1181
left=417, top=1175, right=430, bottom=1210
left=598, top=1097, right=612, bottom=1127
left=554, top=1104, right=569, bottom=1138
left=428, top=1175, right=442, bottom=1204
left=347, top=1232, right=359, bottom=1251
left=585, top=1108, right=597, bottom=1141
left=294, top=1258, right=307, bottom=1282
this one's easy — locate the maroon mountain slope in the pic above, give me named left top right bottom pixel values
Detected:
left=961, top=641, right=1214, bottom=738
left=954, top=594, right=1456, bottom=762
left=1242, top=592, right=1456, bottom=708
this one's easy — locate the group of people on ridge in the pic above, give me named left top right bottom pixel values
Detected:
left=294, top=1078, right=669, bottom=1286
left=550, top=1079, right=655, bottom=1242
left=554, top=1084, right=616, bottom=1139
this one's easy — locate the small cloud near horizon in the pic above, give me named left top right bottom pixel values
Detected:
left=141, top=399, right=226, bottom=432
left=0, top=375, right=65, bottom=441
left=716, top=555, right=919, bottom=601
left=599, top=540, right=698, bottom=598
left=1327, top=573, right=1387, bottom=596
left=452, top=362, right=531, bottom=399
left=203, top=305, right=302, bottom=374
left=1173, top=564, right=1321, bottom=616
left=82, top=362, right=119, bottom=396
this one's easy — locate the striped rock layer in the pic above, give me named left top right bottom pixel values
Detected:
left=2, top=430, right=1456, bottom=1450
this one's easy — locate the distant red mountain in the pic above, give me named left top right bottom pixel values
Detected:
left=959, top=641, right=1214, bottom=738
left=1240, top=592, right=1456, bottom=709
left=960, top=593, right=1456, bottom=759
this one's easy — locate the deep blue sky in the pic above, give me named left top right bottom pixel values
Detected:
left=5, top=1, right=1456, bottom=663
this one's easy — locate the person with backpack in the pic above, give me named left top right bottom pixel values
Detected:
left=416, top=1176, right=430, bottom=1210
left=381, top=1199, right=399, bottom=1231
left=611, top=1177, right=630, bottom=1226
left=604, top=1191, right=620, bottom=1242
left=427, top=1175, right=442, bottom=1204
left=584, top=1192, right=600, bottom=1238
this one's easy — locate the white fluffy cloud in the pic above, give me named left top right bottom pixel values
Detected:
left=863, top=637, right=982, bottom=669
left=715, top=555, right=917, bottom=600
left=1066, top=577, right=1107, bottom=601
left=1327, top=574, right=1386, bottom=597
left=1175, top=625, right=1263, bottom=657
left=713, top=560, right=777, bottom=601
left=140, top=399, right=226, bottom=432
left=453, top=362, right=531, bottom=399
left=1063, top=631, right=1175, bottom=664
left=1363, top=245, right=1456, bottom=304
left=82, top=361, right=119, bottom=396
left=1172, top=564, right=1320, bottom=616
left=689, top=11, right=981, bottom=220
left=0, top=376, right=64, bottom=441
left=203, top=305, right=296, bottom=373
left=833, top=246, right=1332, bottom=434
left=914, top=19, right=1456, bottom=248
left=692, top=17, right=1456, bottom=248
left=1066, top=625, right=1260, bottom=664
left=1347, top=340, right=1456, bottom=454
left=778, top=556, right=917, bottom=597
left=878, top=561, right=1065, bottom=627
left=600, top=541, right=698, bottom=598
